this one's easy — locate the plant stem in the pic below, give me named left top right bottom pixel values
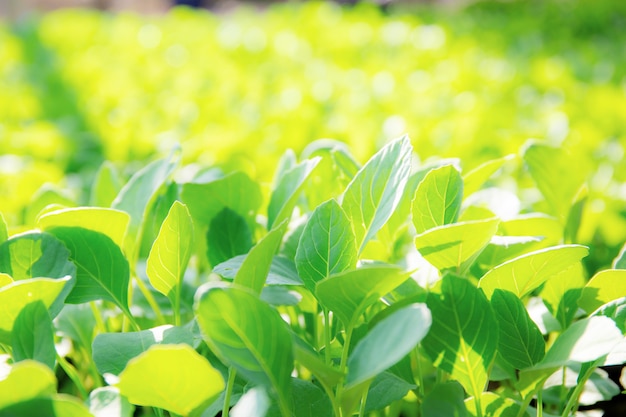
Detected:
left=90, top=301, right=108, bottom=333
left=474, top=394, right=483, bottom=417
left=57, top=353, right=88, bottom=399
left=324, top=308, right=332, bottom=364
left=358, top=386, right=369, bottom=417
left=134, top=275, right=166, bottom=325
left=334, top=325, right=355, bottom=414
left=413, top=346, right=425, bottom=400
left=561, top=362, right=597, bottom=417
left=173, top=286, right=181, bottom=327
left=223, top=367, right=237, bottom=417
left=537, top=389, right=543, bottom=417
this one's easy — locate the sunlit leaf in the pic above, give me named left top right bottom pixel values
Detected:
left=613, top=243, right=626, bottom=269
left=412, top=164, right=463, bottom=234
left=579, top=269, right=626, bottom=313
left=90, top=161, right=123, bottom=207
left=0, top=212, right=7, bottom=244
left=465, top=392, right=528, bottom=417
left=463, top=154, right=514, bottom=196
left=88, top=387, right=134, bottom=417
left=0, top=360, right=56, bottom=409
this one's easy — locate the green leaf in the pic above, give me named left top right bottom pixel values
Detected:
left=0, top=395, right=93, bottom=417
left=55, top=304, right=96, bottom=355
left=0, top=273, right=12, bottom=287
left=414, top=218, right=500, bottom=272
left=265, top=378, right=333, bottom=417
left=465, top=392, right=529, bottom=417
left=48, top=227, right=131, bottom=316
left=0, top=212, right=7, bottom=244
left=292, top=336, right=344, bottom=389
left=117, top=344, right=224, bottom=416
left=112, top=150, right=179, bottom=236
left=498, top=214, right=563, bottom=249
left=146, top=201, right=193, bottom=306
left=295, top=199, right=357, bottom=293
left=88, top=387, right=134, bottom=417
left=90, top=161, right=123, bottom=207
left=195, top=286, right=293, bottom=415
left=412, top=164, right=463, bottom=234
left=37, top=207, right=130, bottom=249
left=0, top=277, right=72, bottom=344
left=0, top=360, right=57, bottom=409
left=181, top=171, right=262, bottom=227
left=364, top=371, right=417, bottom=413
left=523, top=142, right=586, bottom=222
left=463, top=154, right=514, bottom=196
left=341, top=135, right=413, bottom=253
left=613, top=243, right=626, bottom=269
left=92, top=323, right=200, bottom=375
left=207, top=207, right=253, bottom=267
left=214, top=255, right=303, bottom=286
left=421, top=274, right=498, bottom=398
left=261, top=286, right=302, bottom=306
left=315, top=265, right=410, bottom=328
left=11, top=301, right=56, bottom=369
left=539, top=263, right=585, bottom=329
left=267, top=157, right=321, bottom=230
left=478, top=245, right=589, bottom=299
left=579, top=269, right=626, bottom=313
left=234, top=220, right=289, bottom=295
left=346, top=304, right=431, bottom=388
left=491, top=290, right=545, bottom=370
left=421, top=381, right=468, bottom=417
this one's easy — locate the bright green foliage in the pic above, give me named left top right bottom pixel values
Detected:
left=579, top=269, right=626, bottom=313
left=422, top=275, right=498, bottom=398
left=465, top=392, right=529, bottom=417
left=541, top=263, right=586, bottom=329
left=491, top=290, right=545, bottom=370
left=90, top=161, right=123, bottom=207
left=412, top=164, right=463, bottom=234
left=146, top=201, right=194, bottom=307
left=0, top=360, right=57, bottom=409
left=0, top=272, right=12, bottom=287
left=414, top=218, right=500, bottom=272
left=11, top=301, right=56, bottom=369
left=295, top=199, right=357, bottom=293
left=315, top=265, right=410, bottom=328
left=478, top=245, right=589, bottom=298
left=195, top=286, right=294, bottom=416
left=0, top=395, right=93, bottom=417
left=364, top=372, right=416, bottom=413
left=341, top=136, right=412, bottom=253
left=462, top=155, right=514, bottom=197
left=117, top=344, right=224, bottom=416
left=206, top=207, right=253, bottom=266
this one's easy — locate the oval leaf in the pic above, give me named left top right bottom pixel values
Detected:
left=412, top=164, right=463, bottom=234
left=117, top=344, right=224, bottom=416
left=207, top=207, right=253, bottom=267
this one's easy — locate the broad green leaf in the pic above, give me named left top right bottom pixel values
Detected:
left=476, top=235, right=544, bottom=272
left=0, top=212, right=7, bottom=244
left=331, top=146, right=361, bottom=179
left=295, top=199, right=357, bottom=293
left=214, top=255, right=303, bottom=286
left=272, top=149, right=298, bottom=186
left=92, top=323, right=200, bottom=375
left=421, top=381, right=468, bottom=417
left=207, top=207, right=253, bottom=267
left=412, top=164, right=463, bottom=234
left=364, top=371, right=416, bottom=413
left=112, top=149, right=179, bottom=237
left=292, top=336, right=344, bottom=389
left=117, top=344, right=224, bottom=416
left=55, top=304, right=96, bottom=355
left=234, top=220, right=289, bottom=295
left=613, top=243, right=626, bottom=269
left=0, top=273, right=12, bottom=287
left=88, top=387, right=134, bottom=417
left=11, top=301, right=56, bottom=369
left=414, top=218, right=500, bottom=272
left=579, top=269, right=626, bottom=313
left=465, top=392, right=529, bottom=417
left=181, top=171, right=262, bottom=227
left=346, top=304, right=431, bottom=388
left=463, top=154, right=514, bottom=196
left=265, top=378, right=333, bottom=417
left=37, top=207, right=130, bottom=249
left=0, top=395, right=93, bottom=417
left=341, top=135, right=412, bottom=253
left=539, top=263, right=585, bottom=329
left=478, top=245, right=589, bottom=299
left=315, top=265, right=411, bottom=328
left=491, top=290, right=545, bottom=370
left=146, top=201, right=193, bottom=305
left=232, top=387, right=270, bottom=417
left=523, top=142, right=586, bottom=222
left=0, top=360, right=56, bottom=409
left=0, top=277, right=72, bottom=344
left=267, top=157, right=321, bottom=230
left=25, top=186, right=76, bottom=226
left=422, top=275, right=498, bottom=398
left=261, top=286, right=302, bottom=306
left=90, top=161, right=123, bottom=207
left=48, top=227, right=131, bottom=316
left=195, top=286, right=293, bottom=415
left=498, top=214, right=563, bottom=249
left=564, top=185, right=587, bottom=243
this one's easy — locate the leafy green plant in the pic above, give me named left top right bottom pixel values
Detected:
left=1, top=134, right=625, bottom=417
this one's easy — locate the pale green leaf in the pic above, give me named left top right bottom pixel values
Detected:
left=88, top=387, right=134, bottom=417
left=412, top=164, right=463, bottom=234
left=498, top=214, right=563, bottom=249
left=37, top=207, right=130, bottom=249
left=613, top=243, right=626, bottom=269
left=491, top=290, right=545, bottom=370
left=579, top=269, right=626, bottom=313
left=195, top=286, right=293, bottom=415
left=463, top=154, right=514, bottom=196
left=267, top=157, right=321, bottom=230
left=146, top=201, right=193, bottom=303
left=414, top=218, right=500, bottom=272
left=0, top=360, right=57, bottom=409
left=117, top=344, right=224, bottom=416
left=478, top=245, right=589, bottom=299
left=346, top=304, right=431, bottom=388
left=421, top=382, right=468, bottom=417
left=315, top=265, right=410, bottom=328
left=364, top=372, right=417, bottom=413
left=214, top=255, right=303, bottom=286
left=234, top=220, right=289, bottom=295
left=90, top=161, right=123, bottom=207
left=421, top=274, right=498, bottom=398
left=0, top=212, right=7, bottom=244
left=295, top=199, right=357, bottom=293
left=341, top=135, right=413, bottom=253
left=11, top=301, right=56, bottom=369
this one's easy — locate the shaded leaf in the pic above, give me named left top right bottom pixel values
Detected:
left=0, top=395, right=93, bottom=417
left=412, top=164, right=463, bottom=234
left=365, top=371, right=417, bottom=413
left=11, top=301, right=56, bottom=369
left=55, top=304, right=96, bottom=355
left=266, top=378, right=333, bottom=417
left=539, top=263, right=585, bottom=329
left=207, top=207, right=253, bottom=267
left=292, top=335, right=344, bottom=389
left=421, top=381, right=468, bottom=417
left=214, top=255, right=303, bottom=286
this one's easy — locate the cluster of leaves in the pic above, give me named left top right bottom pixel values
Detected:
left=1, top=136, right=626, bottom=417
